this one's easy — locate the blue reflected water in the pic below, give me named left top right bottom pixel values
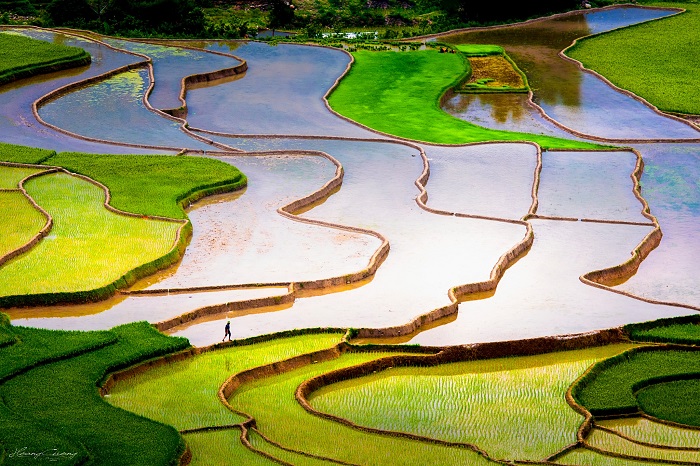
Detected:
left=186, top=41, right=373, bottom=137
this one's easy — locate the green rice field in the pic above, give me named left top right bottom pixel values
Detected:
left=183, top=430, right=276, bottom=466
left=598, top=417, right=700, bottom=449
left=328, top=49, right=604, bottom=149
left=108, top=333, right=345, bottom=431
left=0, top=165, right=47, bottom=189
left=572, top=347, right=700, bottom=416
left=586, top=428, right=700, bottom=463
left=0, top=32, right=91, bottom=85
left=636, top=378, right=700, bottom=426
left=42, top=153, right=247, bottom=219
left=229, top=350, right=492, bottom=465
left=565, top=1, right=700, bottom=115
left=0, top=172, right=180, bottom=299
left=0, top=142, right=55, bottom=165
left=309, top=344, right=636, bottom=462
left=0, top=319, right=190, bottom=466
left=1, top=4, right=699, bottom=464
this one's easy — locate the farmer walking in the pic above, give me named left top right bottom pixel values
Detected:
left=223, top=320, right=232, bottom=342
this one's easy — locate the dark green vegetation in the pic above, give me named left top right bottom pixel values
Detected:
left=637, top=379, right=700, bottom=426
left=0, top=32, right=90, bottom=85
left=625, top=315, right=700, bottom=345
left=1, top=0, right=610, bottom=39
left=565, top=1, right=700, bottom=116
left=572, top=316, right=700, bottom=424
left=0, top=142, right=54, bottom=164
left=0, top=144, right=247, bottom=219
left=328, top=49, right=603, bottom=149
left=572, top=347, right=700, bottom=416
left=0, top=315, right=190, bottom=465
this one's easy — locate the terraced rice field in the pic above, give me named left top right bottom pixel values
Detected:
left=0, top=172, right=181, bottom=302
left=0, top=190, right=46, bottom=259
left=0, top=3, right=699, bottom=464
left=308, top=344, right=637, bottom=461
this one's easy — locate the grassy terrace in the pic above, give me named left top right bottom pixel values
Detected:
left=455, top=45, right=528, bottom=93
left=0, top=145, right=247, bottom=305
left=636, top=379, right=700, bottom=426
left=309, top=344, right=635, bottom=462
left=328, top=49, right=605, bottom=150
left=572, top=317, right=700, bottom=421
left=183, top=430, right=276, bottom=466
left=587, top=428, right=700, bottom=463
left=565, top=1, right=700, bottom=116
left=0, top=32, right=91, bottom=85
left=0, top=191, right=46, bottom=259
left=0, top=172, right=180, bottom=304
left=230, top=350, right=494, bottom=465
left=0, top=143, right=55, bottom=164
left=573, top=348, right=700, bottom=416
left=598, top=417, right=700, bottom=449
left=108, top=333, right=345, bottom=431
left=0, top=316, right=190, bottom=465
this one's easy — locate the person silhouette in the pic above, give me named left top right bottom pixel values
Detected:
left=223, top=320, right=231, bottom=342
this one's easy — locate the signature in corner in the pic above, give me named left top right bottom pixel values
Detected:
left=8, top=447, right=79, bottom=462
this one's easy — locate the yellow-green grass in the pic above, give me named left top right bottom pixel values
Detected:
left=309, top=344, right=636, bottom=462
left=0, top=191, right=46, bottom=259
left=0, top=165, right=47, bottom=189
left=572, top=347, right=700, bottom=417
left=43, top=152, right=247, bottom=219
left=247, top=429, right=333, bottom=465
left=557, top=448, right=655, bottom=465
left=327, top=49, right=605, bottom=150
left=0, top=172, right=179, bottom=298
left=565, top=1, right=700, bottom=115
left=0, top=32, right=91, bottom=85
left=229, top=351, right=494, bottom=466
left=108, top=333, right=345, bottom=431
left=587, top=428, right=700, bottom=463
left=0, top=142, right=55, bottom=164
left=598, top=417, right=700, bottom=449
left=184, top=430, right=277, bottom=466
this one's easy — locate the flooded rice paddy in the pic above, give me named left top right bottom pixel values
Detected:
left=440, top=6, right=699, bottom=141
left=0, top=5, right=698, bottom=349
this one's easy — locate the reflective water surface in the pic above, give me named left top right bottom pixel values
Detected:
left=1, top=7, right=699, bottom=347
left=441, top=7, right=699, bottom=140
left=614, top=143, right=700, bottom=308
left=38, top=68, right=214, bottom=150
left=0, top=28, right=168, bottom=154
